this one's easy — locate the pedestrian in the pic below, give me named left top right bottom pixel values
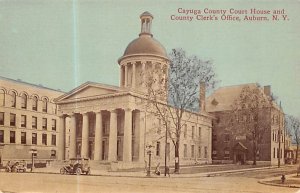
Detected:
left=165, top=165, right=170, bottom=177
left=155, top=163, right=161, bottom=176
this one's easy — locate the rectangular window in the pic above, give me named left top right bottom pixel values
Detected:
left=184, top=144, right=187, bottom=157
left=191, top=145, right=195, bottom=158
left=10, top=131, right=15, bottom=143
left=32, top=116, right=37, bottom=129
left=21, top=115, right=26, bottom=127
left=21, top=132, right=26, bottom=144
left=213, top=134, right=217, bottom=141
left=32, top=133, right=37, bottom=145
left=156, top=141, right=160, bottom=156
left=192, top=126, right=195, bottom=139
left=42, top=133, right=47, bottom=145
left=42, top=118, right=47, bottom=130
left=204, top=146, right=208, bottom=158
left=51, top=134, right=56, bottom=146
left=103, top=121, right=109, bottom=135
left=0, top=130, right=4, bottom=143
left=166, top=143, right=170, bottom=160
left=157, top=118, right=161, bottom=134
left=198, top=146, right=201, bottom=158
left=224, top=150, right=230, bottom=159
left=0, top=112, right=4, bottom=125
left=51, top=150, right=56, bottom=157
left=224, top=133, right=230, bottom=142
left=10, top=113, right=16, bottom=126
left=184, top=124, right=187, bottom=138
left=198, top=127, right=202, bottom=139
left=51, top=119, right=56, bottom=131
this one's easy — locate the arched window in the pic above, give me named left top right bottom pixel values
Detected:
left=21, top=93, right=27, bottom=109
left=10, top=91, right=16, bottom=107
left=0, top=89, right=5, bottom=106
left=42, top=98, right=48, bottom=113
left=32, top=96, right=38, bottom=111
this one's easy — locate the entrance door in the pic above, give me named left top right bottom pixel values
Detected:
left=102, top=140, right=106, bottom=160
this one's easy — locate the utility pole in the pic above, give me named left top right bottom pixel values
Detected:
left=164, top=122, right=168, bottom=177
left=278, top=108, right=281, bottom=168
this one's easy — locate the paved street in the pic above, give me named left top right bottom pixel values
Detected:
left=0, top=171, right=298, bottom=193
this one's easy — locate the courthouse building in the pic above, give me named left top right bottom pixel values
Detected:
left=55, top=12, right=213, bottom=168
left=0, top=76, right=64, bottom=164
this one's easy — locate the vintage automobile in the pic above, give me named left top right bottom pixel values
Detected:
left=60, top=158, right=91, bottom=175
left=6, top=161, right=27, bottom=172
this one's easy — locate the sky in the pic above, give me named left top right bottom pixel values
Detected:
left=0, top=0, right=299, bottom=118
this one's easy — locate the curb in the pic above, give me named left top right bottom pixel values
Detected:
left=258, top=180, right=300, bottom=189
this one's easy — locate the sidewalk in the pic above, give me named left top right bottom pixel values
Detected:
left=31, top=164, right=288, bottom=178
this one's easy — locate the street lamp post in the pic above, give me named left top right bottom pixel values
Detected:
left=29, top=148, right=37, bottom=172
left=146, top=145, right=153, bottom=177
left=0, top=144, right=5, bottom=166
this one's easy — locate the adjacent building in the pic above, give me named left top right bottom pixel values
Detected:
left=0, top=76, right=64, bottom=164
left=206, top=83, right=285, bottom=165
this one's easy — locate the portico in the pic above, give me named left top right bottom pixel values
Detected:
left=54, top=78, right=149, bottom=164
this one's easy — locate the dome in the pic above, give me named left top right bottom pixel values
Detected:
left=122, top=35, right=168, bottom=59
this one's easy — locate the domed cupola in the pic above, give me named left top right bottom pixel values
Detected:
left=118, top=12, right=169, bottom=93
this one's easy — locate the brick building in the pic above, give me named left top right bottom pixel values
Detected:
left=206, top=83, right=285, bottom=165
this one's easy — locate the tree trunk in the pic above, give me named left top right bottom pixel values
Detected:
left=296, top=144, right=299, bottom=163
left=174, top=141, right=180, bottom=174
left=252, top=140, right=257, bottom=165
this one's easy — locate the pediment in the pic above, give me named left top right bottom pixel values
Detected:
left=56, top=82, right=121, bottom=102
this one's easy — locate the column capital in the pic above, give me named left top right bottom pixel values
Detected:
left=124, top=108, right=132, bottom=112
left=108, top=109, right=118, bottom=114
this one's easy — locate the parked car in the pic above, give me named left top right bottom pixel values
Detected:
left=6, top=161, right=27, bottom=173
left=60, top=158, right=91, bottom=175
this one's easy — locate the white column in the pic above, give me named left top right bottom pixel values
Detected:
left=142, top=61, right=146, bottom=87
left=138, top=111, right=145, bottom=162
left=108, top=110, right=118, bottom=161
left=208, top=127, right=212, bottom=163
left=132, top=62, right=136, bottom=89
left=81, top=113, right=89, bottom=158
left=120, top=65, right=124, bottom=87
left=124, top=65, right=128, bottom=87
left=69, top=114, right=77, bottom=158
left=94, top=111, right=103, bottom=161
left=123, top=108, right=132, bottom=162
left=58, top=116, right=65, bottom=160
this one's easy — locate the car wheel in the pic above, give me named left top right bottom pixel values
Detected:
left=5, top=167, right=11, bottom=172
left=86, top=168, right=91, bottom=175
left=76, top=168, right=82, bottom=175
left=11, top=168, right=17, bottom=173
left=60, top=168, right=66, bottom=175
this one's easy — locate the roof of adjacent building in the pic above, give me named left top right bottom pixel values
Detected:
left=0, top=75, right=64, bottom=93
left=205, top=83, right=273, bottom=112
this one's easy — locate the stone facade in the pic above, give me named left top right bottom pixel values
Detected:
left=55, top=12, right=213, bottom=168
left=0, top=76, right=64, bottom=164
left=206, top=83, right=285, bottom=165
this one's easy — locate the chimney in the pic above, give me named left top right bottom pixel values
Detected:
left=200, top=82, right=206, bottom=112
left=264, top=85, right=271, bottom=97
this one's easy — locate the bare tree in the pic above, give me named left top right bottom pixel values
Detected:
left=144, top=48, right=217, bottom=173
left=230, top=85, right=272, bottom=165
left=286, top=115, right=300, bottom=163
